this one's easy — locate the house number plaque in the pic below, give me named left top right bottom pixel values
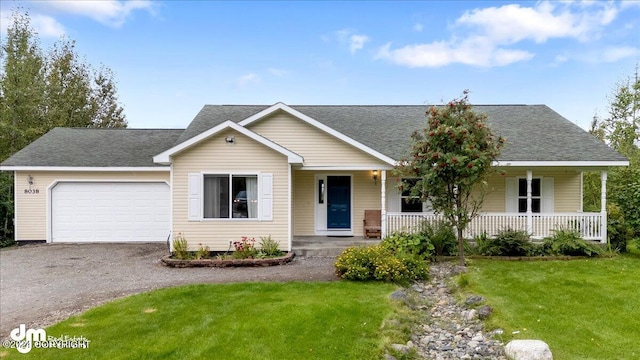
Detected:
left=24, top=189, right=40, bottom=194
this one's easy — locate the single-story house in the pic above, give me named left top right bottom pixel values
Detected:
left=0, top=103, right=628, bottom=251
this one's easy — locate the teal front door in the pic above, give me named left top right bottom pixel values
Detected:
left=327, top=176, right=351, bottom=229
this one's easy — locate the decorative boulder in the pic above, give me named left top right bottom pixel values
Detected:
left=505, top=340, right=553, bottom=360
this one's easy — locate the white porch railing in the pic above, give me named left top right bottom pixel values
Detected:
left=385, top=212, right=604, bottom=242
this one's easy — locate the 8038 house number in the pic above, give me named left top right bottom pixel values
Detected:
left=24, top=189, right=39, bottom=194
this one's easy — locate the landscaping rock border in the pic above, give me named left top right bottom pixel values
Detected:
left=161, top=252, right=295, bottom=268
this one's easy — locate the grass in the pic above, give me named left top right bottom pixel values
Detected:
left=0, top=282, right=399, bottom=360
left=462, top=250, right=640, bottom=360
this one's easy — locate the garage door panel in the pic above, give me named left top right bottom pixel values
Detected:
left=52, top=182, right=169, bottom=242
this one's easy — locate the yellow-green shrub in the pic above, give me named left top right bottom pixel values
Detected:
left=334, top=245, right=429, bottom=283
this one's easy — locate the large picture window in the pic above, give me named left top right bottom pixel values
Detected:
left=203, top=174, right=258, bottom=219
left=518, top=178, right=541, bottom=213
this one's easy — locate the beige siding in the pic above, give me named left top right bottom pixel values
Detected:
left=293, top=170, right=314, bottom=235
left=172, top=129, right=290, bottom=250
left=384, top=167, right=581, bottom=213
left=14, top=171, right=169, bottom=241
left=249, top=112, right=389, bottom=168
left=293, top=170, right=381, bottom=236
left=481, top=168, right=581, bottom=212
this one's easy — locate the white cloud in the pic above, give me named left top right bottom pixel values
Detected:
left=41, top=0, right=155, bottom=28
left=377, top=1, right=626, bottom=68
left=31, top=13, right=66, bottom=37
left=589, top=46, right=640, bottom=63
left=335, top=28, right=370, bottom=54
left=413, top=23, right=424, bottom=32
left=349, top=34, right=369, bottom=54
left=236, top=73, right=260, bottom=88
left=0, top=9, right=65, bottom=38
left=376, top=37, right=534, bottom=68
left=456, top=2, right=617, bottom=43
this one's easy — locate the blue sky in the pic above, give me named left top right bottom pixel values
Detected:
left=1, top=1, right=639, bottom=130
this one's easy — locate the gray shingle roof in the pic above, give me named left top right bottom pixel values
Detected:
left=181, top=104, right=627, bottom=162
left=1, top=128, right=184, bottom=167
left=1, top=104, right=627, bottom=168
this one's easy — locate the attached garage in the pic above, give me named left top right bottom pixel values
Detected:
left=51, top=182, right=170, bottom=242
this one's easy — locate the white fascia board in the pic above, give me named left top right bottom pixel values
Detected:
left=301, top=165, right=394, bottom=171
left=238, top=102, right=397, bottom=166
left=0, top=166, right=170, bottom=172
left=153, top=120, right=304, bottom=165
left=492, top=160, right=630, bottom=167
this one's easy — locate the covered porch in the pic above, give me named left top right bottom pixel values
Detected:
left=379, top=168, right=611, bottom=243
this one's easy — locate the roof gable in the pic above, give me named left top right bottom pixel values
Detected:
left=153, top=120, right=304, bottom=164
left=239, top=103, right=397, bottom=166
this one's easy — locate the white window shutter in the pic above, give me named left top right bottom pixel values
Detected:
left=422, top=199, right=434, bottom=213
left=505, top=178, right=517, bottom=213
left=188, top=173, right=202, bottom=221
left=542, top=177, right=554, bottom=213
left=260, top=173, right=273, bottom=221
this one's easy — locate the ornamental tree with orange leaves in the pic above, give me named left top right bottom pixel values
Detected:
left=393, top=91, right=505, bottom=266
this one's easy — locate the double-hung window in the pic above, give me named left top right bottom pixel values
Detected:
left=518, top=178, right=541, bottom=213
left=203, top=174, right=258, bottom=219
left=401, top=178, right=423, bottom=213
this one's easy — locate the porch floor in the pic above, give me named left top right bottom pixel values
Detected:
left=292, top=236, right=380, bottom=257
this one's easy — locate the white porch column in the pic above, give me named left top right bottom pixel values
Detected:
left=601, top=170, right=608, bottom=244
left=526, top=170, right=533, bottom=235
left=381, top=170, right=387, bottom=238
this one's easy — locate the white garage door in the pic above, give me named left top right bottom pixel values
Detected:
left=52, top=182, right=170, bottom=242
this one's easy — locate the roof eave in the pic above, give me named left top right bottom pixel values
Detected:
left=0, top=166, right=170, bottom=172
left=493, top=160, right=629, bottom=167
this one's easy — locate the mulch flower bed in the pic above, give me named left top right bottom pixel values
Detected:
left=161, top=252, right=295, bottom=268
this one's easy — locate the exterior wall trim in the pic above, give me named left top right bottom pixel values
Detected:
left=13, top=174, right=18, bottom=241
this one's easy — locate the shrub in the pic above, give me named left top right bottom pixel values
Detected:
left=395, top=253, right=430, bottom=281
left=194, top=243, right=210, bottom=259
left=258, top=235, right=283, bottom=257
left=382, top=232, right=434, bottom=258
left=232, top=236, right=258, bottom=259
left=422, top=220, right=457, bottom=256
left=477, top=228, right=534, bottom=256
left=543, top=228, right=602, bottom=257
left=334, top=245, right=429, bottom=284
left=172, top=233, right=192, bottom=260
left=607, top=203, right=634, bottom=252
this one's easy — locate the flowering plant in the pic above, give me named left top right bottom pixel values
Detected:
left=232, top=236, right=258, bottom=259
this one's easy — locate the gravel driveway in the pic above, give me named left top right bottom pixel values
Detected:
left=0, top=243, right=337, bottom=337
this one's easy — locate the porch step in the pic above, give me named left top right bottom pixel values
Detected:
left=292, top=236, right=380, bottom=258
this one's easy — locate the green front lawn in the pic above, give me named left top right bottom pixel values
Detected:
left=0, top=282, right=397, bottom=360
left=464, top=252, right=640, bottom=360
